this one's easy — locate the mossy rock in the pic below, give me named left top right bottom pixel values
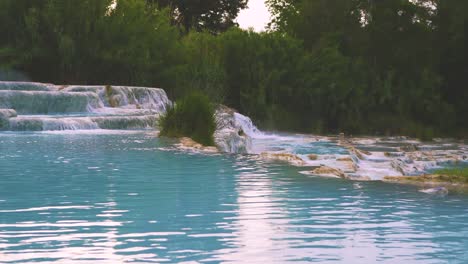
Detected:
left=105, top=85, right=119, bottom=108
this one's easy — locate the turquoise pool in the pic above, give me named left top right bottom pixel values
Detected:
left=1, top=132, right=468, bottom=263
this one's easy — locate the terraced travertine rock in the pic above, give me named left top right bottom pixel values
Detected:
left=0, top=82, right=170, bottom=131
left=0, top=109, right=17, bottom=129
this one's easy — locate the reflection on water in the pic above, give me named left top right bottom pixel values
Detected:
left=0, top=132, right=468, bottom=263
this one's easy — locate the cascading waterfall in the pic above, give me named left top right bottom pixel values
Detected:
left=230, top=110, right=468, bottom=181
left=0, top=90, right=102, bottom=114
left=9, top=116, right=98, bottom=131
left=0, top=81, right=54, bottom=91
left=233, top=113, right=263, bottom=138
left=63, top=85, right=170, bottom=113
left=213, top=107, right=253, bottom=154
left=0, top=82, right=170, bottom=131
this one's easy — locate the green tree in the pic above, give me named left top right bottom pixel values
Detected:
left=219, top=28, right=306, bottom=130
left=147, top=0, right=248, bottom=33
left=172, top=31, right=227, bottom=101
left=0, top=0, right=182, bottom=87
left=95, top=0, right=182, bottom=86
left=434, top=1, right=468, bottom=132
left=265, top=0, right=455, bottom=136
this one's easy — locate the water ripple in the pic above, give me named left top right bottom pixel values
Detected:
left=0, top=133, right=468, bottom=263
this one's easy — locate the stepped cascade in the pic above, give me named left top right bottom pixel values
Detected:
left=1, top=81, right=467, bottom=181
left=0, top=82, right=170, bottom=131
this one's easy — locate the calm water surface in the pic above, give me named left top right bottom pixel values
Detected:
left=1, top=132, right=468, bottom=263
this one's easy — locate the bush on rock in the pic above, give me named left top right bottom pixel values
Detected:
left=159, top=92, right=216, bottom=146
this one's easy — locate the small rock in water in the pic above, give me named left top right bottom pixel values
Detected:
left=346, top=175, right=372, bottom=181
left=419, top=186, right=448, bottom=196
left=400, top=144, right=419, bottom=152
left=178, top=137, right=219, bottom=153
left=179, top=137, right=204, bottom=149
left=336, top=157, right=353, bottom=162
left=308, top=154, right=318, bottom=160
left=260, top=152, right=305, bottom=166
left=339, top=133, right=345, bottom=140
left=384, top=152, right=400, bottom=157
left=311, top=166, right=345, bottom=178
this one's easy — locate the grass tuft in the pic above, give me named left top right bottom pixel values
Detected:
left=159, top=92, right=216, bottom=146
left=435, top=167, right=468, bottom=178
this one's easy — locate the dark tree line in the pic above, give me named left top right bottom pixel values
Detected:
left=262, top=0, right=468, bottom=137
left=0, top=0, right=467, bottom=138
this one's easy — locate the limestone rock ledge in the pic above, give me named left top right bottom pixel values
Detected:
left=177, top=137, right=218, bottom=153
left=0, top=109, right=17, bottom=129
left=260, top=152, right=305, bottom=166
left=302, top=165, right=371, bottom=181
left=310, top=166, right=345, bottom=178
left=383, top=174, right=468, bottom=192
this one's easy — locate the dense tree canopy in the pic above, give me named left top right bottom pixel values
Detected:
left=147, top=0, right=248, bottom=33
left=264, top=0, right=467, bottom=136
left=0, top=0, right=180, bottom=85
left=0, top=0, right=467, bottom=138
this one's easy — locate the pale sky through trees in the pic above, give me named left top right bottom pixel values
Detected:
left=237, top=0, right=271, bottom=32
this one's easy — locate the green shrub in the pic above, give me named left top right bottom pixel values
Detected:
left=159, top=92, right=216, bottom=146
left=435, top=167, right=468, bottom=179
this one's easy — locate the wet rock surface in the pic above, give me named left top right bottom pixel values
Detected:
left=177, top=137, right=218, bottom=153
left=419, top=186, right=449, bottom=195
left=260, top=152, right=305, bottom=166
left=310, top=166, right=345, bottom=178
left=0, top=109, right=17, bottom=129
left=213, top=105, right=251, bottom=154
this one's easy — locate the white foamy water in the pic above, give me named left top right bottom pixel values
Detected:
left=233, top=112, right=263, bottom=138
left=0, top=82, right=169, bottom=131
